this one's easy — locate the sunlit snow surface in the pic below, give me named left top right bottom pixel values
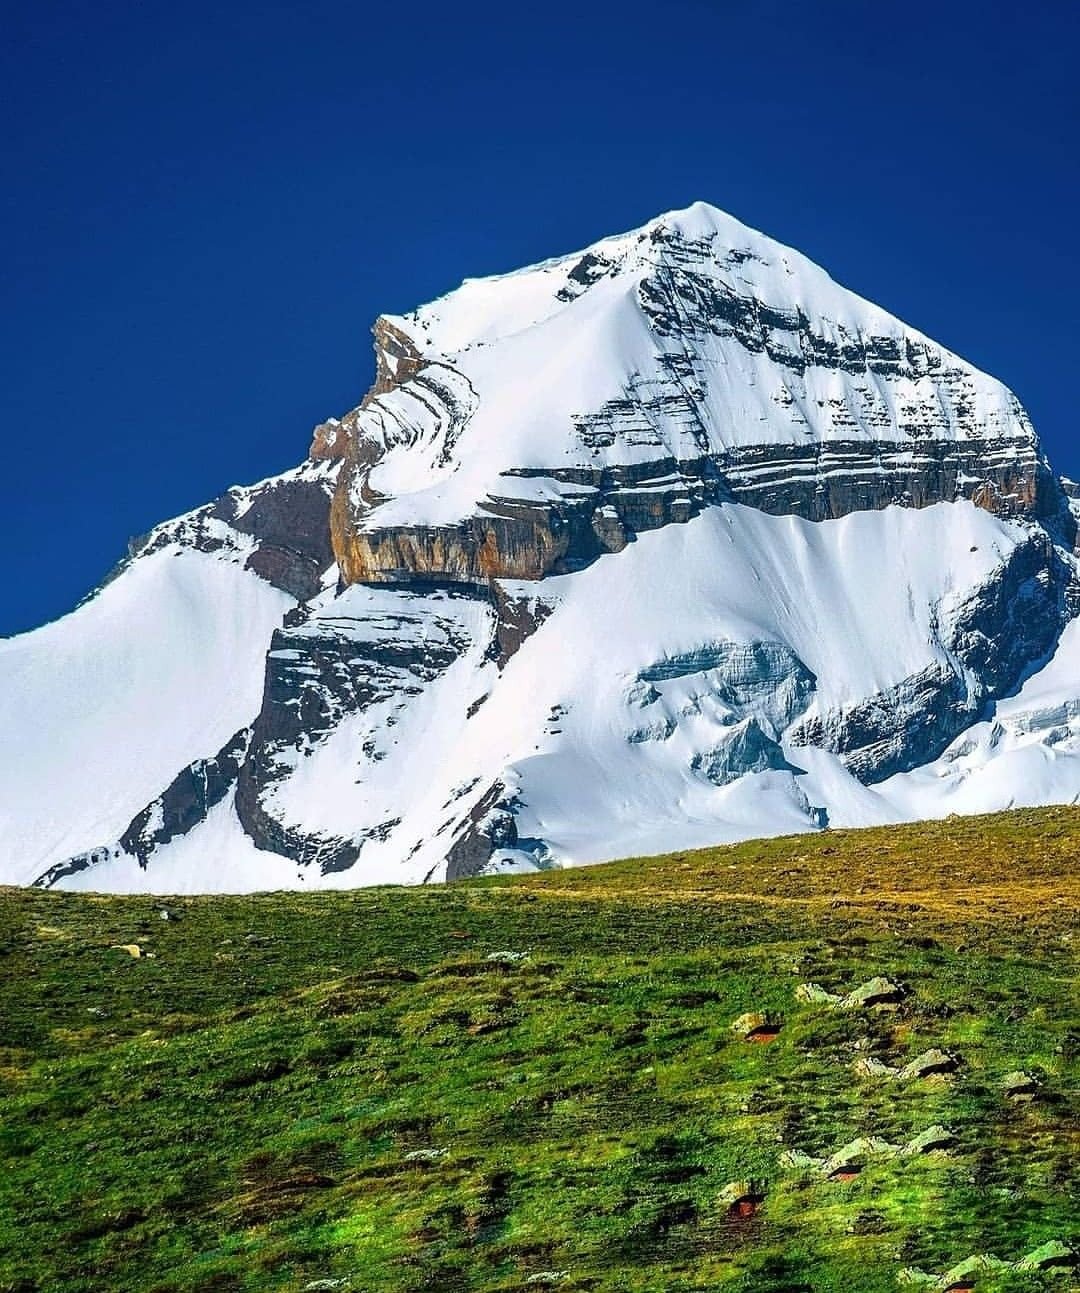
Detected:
left=360, top=201, right=1033, bottom=529
left=30, top=501, right=1080, bottom=893
left=0, top=550, right=292, bottom=885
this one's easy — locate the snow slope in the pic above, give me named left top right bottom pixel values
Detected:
left=0, top=548, right=291, bottom=884
left=393, top=500, right=1068, bottom=875
left=43, top=500, right=1080, bottom=892
left=870, top=616, right=1080, bottom=820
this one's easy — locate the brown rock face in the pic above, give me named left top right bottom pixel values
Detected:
left=335, top=509, right=569, bottom=585
left=327, top=435, right=1064, bottom=590
left=310, top=318, right=427, bottom=462
left=309, top=417, right=349, bottom=462
left=119, top=464, right=338, bottom=602
left=490, top=582, right=556, bottom=667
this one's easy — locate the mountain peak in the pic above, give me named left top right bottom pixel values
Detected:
left=331, top=202, right=1040, bottom=543
left=645, top=196, right=767, bottom=238
left=4, top=205, right=1078, bottom=894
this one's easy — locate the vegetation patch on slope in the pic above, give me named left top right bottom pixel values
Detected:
left=0, top=807, right=1077, bottom=1292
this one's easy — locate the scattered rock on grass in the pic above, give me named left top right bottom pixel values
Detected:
left=841, top=976, right=904, bottom=1010
left=936, top=1253, right=1011, bottom=1290
left=779, top=1148, right=824, bottom=1172
left=855, top=1048, right=959, bottom=1083
left=403, top=1148, right=447, bottom=1163
left=909, top=1242, right=1076, bottom=1290
left=898, top=1048, right=959, bottom=1082
left=822, top=1136, right=899, bottom=1180
left=1000, top=1070, right=1040, bottom=1101
left=901, top=1124, right=956, bottom=1156
left=853, top=1056, right=898, bottom=1079
left=1015, top=1239, right=1076, bottom=1272
left=897, top=1266, right=937, bottom=1286
left=795, top=982, right=842, bottom=1006
left=795, top=976, right=905, bottom=1010
left=846, top=1209, right=887, bottom=1235
left=718, top=1179, right=766, bottom=1218
left=731, top=1012, right=782, bottom=1041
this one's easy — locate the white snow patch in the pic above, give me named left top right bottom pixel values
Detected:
left=0, top=549, right=291, bottom=884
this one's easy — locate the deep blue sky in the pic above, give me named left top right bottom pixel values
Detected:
left=3, top=0, right=1077, bottom=634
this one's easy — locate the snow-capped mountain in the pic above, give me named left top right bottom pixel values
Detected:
left=7, top=201, right=1080, bottom=893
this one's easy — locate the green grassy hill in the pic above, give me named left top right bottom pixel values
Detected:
left=1, top=808, right=1077, bottom=1292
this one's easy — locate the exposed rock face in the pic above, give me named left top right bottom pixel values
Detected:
left=33, top=730, right=251, bottom=887
left=490, top=582, right=556, bottom=668
left=125, top=460, right=338, bottom=601
left=444, top=782, right=519, bottom=881
left=792, top=662, right=972, bottom=784
left=336, top=505, right=575, bottom=585
left=233, top=476, right=337, bottom=600
left=336, top=438, right=1064, bottom=589
left=718, top=436, right=1059, bottom=525
left=119, top=730, right=250, bottom=864
left=311, top=318, right=428, bottom=462
left=234, top=585, right=493, bottom=872
left=322, top=210, right=1068, bottom=591
left=335, top=463, right=715, bottom=585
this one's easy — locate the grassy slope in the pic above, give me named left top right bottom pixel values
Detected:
left=0, top=807, right=1077, bottom=1293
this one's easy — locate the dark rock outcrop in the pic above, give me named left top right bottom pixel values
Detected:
left=444, top=782, right=518, bottom=880
left=790, top=532, right=1080, bottom=780
left=119, top=729, right=250, bottom=865
left=490, top=582, right=556, bottom=668
left=126, top=462, right=338, bottom=601
left=33, top=730, right=251, bottom=886
left=235, top=587, right=490, bottom=871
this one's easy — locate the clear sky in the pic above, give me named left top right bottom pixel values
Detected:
left=3, top=0, right=1077, bottom=634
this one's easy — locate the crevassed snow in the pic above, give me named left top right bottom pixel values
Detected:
left=0, top=549, right=291, bottom=884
